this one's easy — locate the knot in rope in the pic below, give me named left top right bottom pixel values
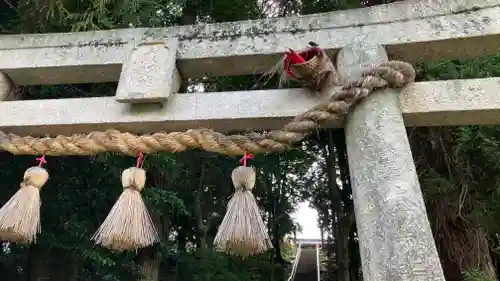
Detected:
left=122, top=167, right=146, bottom=192
left=21, top=167, right=49, bottom=190
left=283, top=46, right=338, bottom=92
left=124, top=185, right=143, bottom=192
left=232, top=166, right=256, bottom=192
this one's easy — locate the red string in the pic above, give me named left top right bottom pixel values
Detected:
left=136, top=152, right=144, bottom=168
left=36, top=152, right=47, bottom=167
left=284, top=48, right=305, bottom=78
left=283, top=47, right=323, bottom=78
left=286, top=48, right=305, bottom=64
left=239, top=152, right=254, bottom=167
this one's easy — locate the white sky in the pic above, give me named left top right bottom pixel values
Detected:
left=292, top=200, right=321, bottom=239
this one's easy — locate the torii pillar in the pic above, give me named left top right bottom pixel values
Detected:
left=337, top=45, right=445, bottom=281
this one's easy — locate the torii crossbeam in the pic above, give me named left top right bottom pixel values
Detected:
left=0, top=0, right=499, bottom=136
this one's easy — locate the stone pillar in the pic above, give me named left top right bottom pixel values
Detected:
left=337, top=45, right=445, bottom=281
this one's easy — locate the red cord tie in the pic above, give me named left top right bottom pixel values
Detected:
left=239, top=152, right=254, bottom=167
left=283, top=46, right=323, bottom=79
left=36, top=152, right=47, bottom=167
left=136, top=152, right=144, bottom=168
left=284, top=48, right=305, bottom=78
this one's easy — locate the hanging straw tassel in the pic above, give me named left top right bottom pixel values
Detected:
left=92, top=159, right=159, bottom=251
left=214, top=155, right=272, bottom=256
left=0, top=159, right=49, bottom=244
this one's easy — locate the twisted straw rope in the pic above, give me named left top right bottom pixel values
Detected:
left=0, top=61, right=415, bottom=157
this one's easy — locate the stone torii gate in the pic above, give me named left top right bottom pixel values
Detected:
left=0, top=0, right=499, bottom=280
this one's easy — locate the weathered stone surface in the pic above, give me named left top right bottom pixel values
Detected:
left=115, top=38, right=181, bottom=103
left=0, top=77, right=499, bottom=136
left=338, top=45, right=445, bottom=281
left=0, top=72, right=13, bottom=101
left=0, top=0, right=497, bottom=85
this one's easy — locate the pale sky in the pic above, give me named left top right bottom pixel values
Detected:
left=292, top=200, right=321, bottom=239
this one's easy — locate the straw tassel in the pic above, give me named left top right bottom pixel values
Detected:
left=0, top=166, right=48, bottom=243
left=91, top=166, right=159, bottom=251
left=214, top=162, right=272, bottom=256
